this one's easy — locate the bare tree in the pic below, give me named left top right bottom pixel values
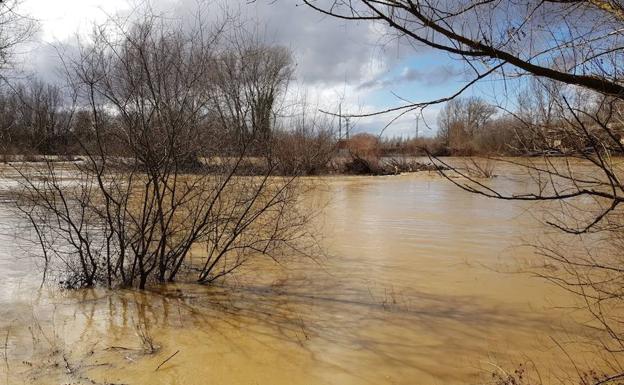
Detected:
left=299, top=1, right=624, bottom=97
left=296, top=0, right=624, bottom=253
left=0, top=0, right=34, bottom=71
left=0, top=0, right=35, bottom=161
left=15, top=80, right=67, bottom=154
left=298, top=0, right=624, bottom=380
left=437, top=96, right=497, bottom=153
left=212, top=30, right=293, bottom=160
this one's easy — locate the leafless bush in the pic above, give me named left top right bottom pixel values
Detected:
left=379, top=136, right=450, bottom=157
left=463, top=158, right=497, bottom=178
left=345, top=133, right=379, bottom=158
left=134, top=321, right=158, bottom=354
left=490, top=364, right=533, bottom=385
left=8, top=6, right=316, bottom=290
left=342, top=154, right=384, bottom=175
left=340, top=133, right=384, bottom=174
left=272, top=111, right=337, bottom=175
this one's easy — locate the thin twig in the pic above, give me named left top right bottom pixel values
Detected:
left=155, top=350, right=179, bottom=371
left=3, top=328, right=9, bottom=366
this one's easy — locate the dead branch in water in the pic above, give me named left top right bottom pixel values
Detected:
left=134, top=321, right=158, bottom=355
left=3, top=328, right=8, bottom=370
left=155, top=350, right=180, bottom=371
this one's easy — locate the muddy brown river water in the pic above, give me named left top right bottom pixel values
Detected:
left=0, top=164, right=607, bottom=385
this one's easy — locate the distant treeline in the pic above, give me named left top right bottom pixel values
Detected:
left=381, top=92, right=624, bottom=157
left=2, top=75, right=622, bottom=173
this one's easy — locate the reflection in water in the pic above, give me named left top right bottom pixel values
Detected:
left=0, top=171, right=603, bottom=385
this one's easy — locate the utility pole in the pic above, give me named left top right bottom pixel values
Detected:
left=415, top=115, right=420, bottom=139
left=345, top=116, right=351, bottom=140
left=338, top=103, right=342, bottom=139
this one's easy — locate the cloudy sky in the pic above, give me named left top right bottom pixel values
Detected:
left=17, top=0, right=486, bottom=137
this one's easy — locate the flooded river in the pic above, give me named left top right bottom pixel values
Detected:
left=0, top=165, right=605, bottom=385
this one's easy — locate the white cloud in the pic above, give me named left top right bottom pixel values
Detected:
left=23, top=0, right=132, bottom=42
left=16, top=0, right=444, bottom=135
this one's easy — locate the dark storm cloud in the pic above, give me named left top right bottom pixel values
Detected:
left=22, top=0, right=410, bottom=89
left=207, top=0, right=408, bottom=86
left=250, top=3, right=389, bottom=84
left=357, top=65, right=460, bottom=90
